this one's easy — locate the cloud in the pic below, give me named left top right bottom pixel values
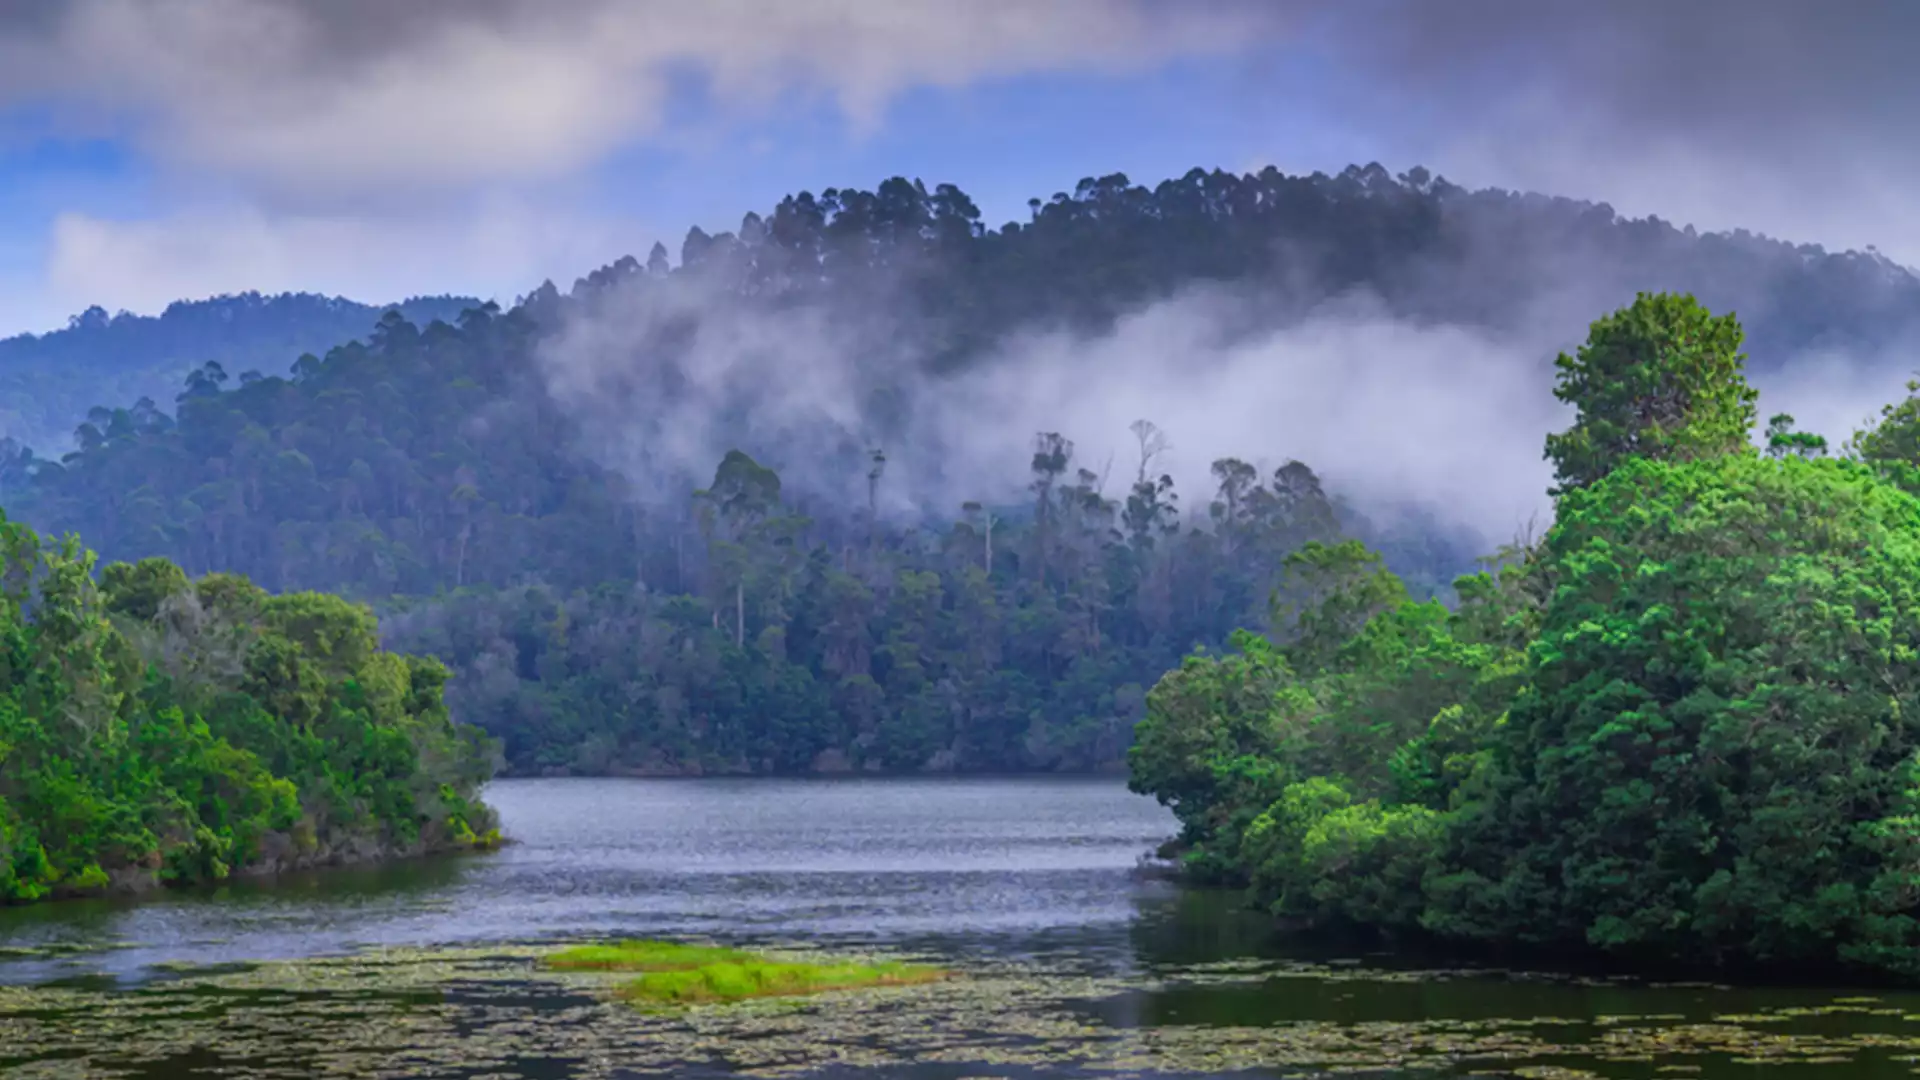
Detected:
left=536, top=261, right=1920, bottom=563
left=934, top=294, right=1566, bottom=540
left=0, top=0, right=1286, bottom=204
left=537, top=272, right=1571, bottom=546
left=35, top=196, right=656, bottom=318
left=1282, top=0, right=1920, bottom=262
left=5, top=0, right=1914, bottom=261
left=1749, top=351, right=1920, bottom=457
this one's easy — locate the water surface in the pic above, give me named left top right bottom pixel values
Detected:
left=4, top=776, right=1920, bottom=1079
left=0, top=776, right=1176, bottom=980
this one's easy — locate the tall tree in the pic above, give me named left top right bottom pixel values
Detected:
left=1543, top=292, right=1759, bottom=494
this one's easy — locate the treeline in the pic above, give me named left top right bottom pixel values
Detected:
left=8, top=163, right=1920, bottom=773
left=562, top=164, right=1920, bottom=371
left=0, top=515, right=496, bottom=903
left=6, top=302, right=1403, bottom=774
left=379, top=441, right=1370, bottom=775
left=0, top=292, right=473, bottom=454
left=1129, top=292, right=1920, bottom=979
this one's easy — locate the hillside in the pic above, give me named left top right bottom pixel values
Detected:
left=0, top=291, right=475, bottom=453
left=7, top=162, right=1920, bottom=776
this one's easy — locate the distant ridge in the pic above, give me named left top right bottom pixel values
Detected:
left=0, top=290, right=478, bottom=453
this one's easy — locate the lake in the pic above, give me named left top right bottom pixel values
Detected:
left=4, top=776, right=1920, bottom=1078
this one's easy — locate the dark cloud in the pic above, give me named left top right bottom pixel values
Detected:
left=1289, top=0, right=1920, bottom=259
left=5, top=0, right=1909, bottom=256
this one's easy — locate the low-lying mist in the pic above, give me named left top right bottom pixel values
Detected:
left=534, top=267, right=1920, bottom=559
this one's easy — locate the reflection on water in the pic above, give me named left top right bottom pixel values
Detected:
left=0, top=776, right=1181, bottom=982
left=4, top=777, right=1920, bottom=1079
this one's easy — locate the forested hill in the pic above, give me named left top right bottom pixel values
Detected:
left=0, top=291, right=475, bottom=453
left=7, top=162, right=1919, bottom=777
left=554, top=163, right=1920, bottom=371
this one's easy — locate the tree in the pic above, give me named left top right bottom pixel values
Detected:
left=1848, top=381, right=1920, bottom=496
left=866, top=447, right=887, bottom=561
left=960, top=500, right=998, bottom=575
left=1029, top=433, right=1072, bottom=588
left=1271, top=540, right=1409, bottom=678
left=0, top=511, right=496, bottom=905
left=1543, top=292, right=1759, bottom=494
left=694, top=450, right=784, bottom=648
left=1434, top=452, right=1920, bottom=974
left=1764, top=412, right=1829, bottom=459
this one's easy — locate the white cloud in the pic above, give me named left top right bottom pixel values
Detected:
left=538, top=274, right=1571, bottom=543
left=33, top=197, right=658, bottom=319
left=938, top=297, right=1566, bottom=539
left=0, top=0, right=1286, bottom=204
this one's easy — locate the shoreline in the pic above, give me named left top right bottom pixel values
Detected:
left=11, top=829, right=506, bottom=908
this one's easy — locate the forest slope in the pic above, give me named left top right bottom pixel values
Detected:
left=8, top=163, right=1919, bottom=777
left=0, top=291, right=473, bottom=454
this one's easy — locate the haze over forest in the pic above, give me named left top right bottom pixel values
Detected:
left=4, top=0, right=1920, bottom=782
left=0, top=161, right=1916, bottom=777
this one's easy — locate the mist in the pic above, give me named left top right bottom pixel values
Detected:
left=532, top=247, right=1920, bottom=564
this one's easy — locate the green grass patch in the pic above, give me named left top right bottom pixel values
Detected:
left=542, top=939, right=947, bottom=1006
left=544, top=940, right=758, bottom=973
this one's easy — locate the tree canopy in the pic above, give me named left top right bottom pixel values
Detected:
left=0, top=515, right=495, bottom=903
left=1129, top=292, right=1920, bottom=979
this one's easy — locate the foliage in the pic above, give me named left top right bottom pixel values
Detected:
left=1434, top=452, right=1920, bottom=974
left=1127, top=292, right=1920, bottom=978
left=1543, top=292, right=1758, bottom=494
left=382, top=444, right=1363, bottom=775
left=12, top=166, right=1917, bottom=775
left=0, top=517, right=496, bottom=904
left=1764, top=413, right=1829, bottom=460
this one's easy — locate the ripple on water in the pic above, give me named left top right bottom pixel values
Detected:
left=3, top=777, right=1918, bottom=1078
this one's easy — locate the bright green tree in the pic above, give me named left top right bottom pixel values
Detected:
left=1431, top=452, right=1920, bottom=974
left=1543, top=292, right=1759, bottom=494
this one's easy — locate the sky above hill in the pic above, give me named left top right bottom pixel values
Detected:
left=0, top=0, right=1912, bottom=338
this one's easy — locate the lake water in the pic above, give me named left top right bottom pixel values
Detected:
left=4, top=777, right=1920, bottom=1078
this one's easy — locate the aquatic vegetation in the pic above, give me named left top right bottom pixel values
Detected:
left=544, top=939, right=946, bottom=1007
left=615, top=957, right=945, bottom=1006
left=8, top=943, right=1920, bottom=1077
left=544, top=939, right=759, bottom=972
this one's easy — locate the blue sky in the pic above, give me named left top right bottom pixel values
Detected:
left=0, top=0, right=1911, bottom=338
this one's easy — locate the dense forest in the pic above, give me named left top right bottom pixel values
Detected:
left=0, top=514, right=496, bottom=903
left=1129, top=291, right=1920, bottom=978
left=0, top=291, right=473, bottom=453
left=8, top=163, right=1920, bottom=776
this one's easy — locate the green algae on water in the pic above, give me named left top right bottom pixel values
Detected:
left=543, top=939, right=947, bottom=1006
left=14, top=944, right=1920, bottom=1077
